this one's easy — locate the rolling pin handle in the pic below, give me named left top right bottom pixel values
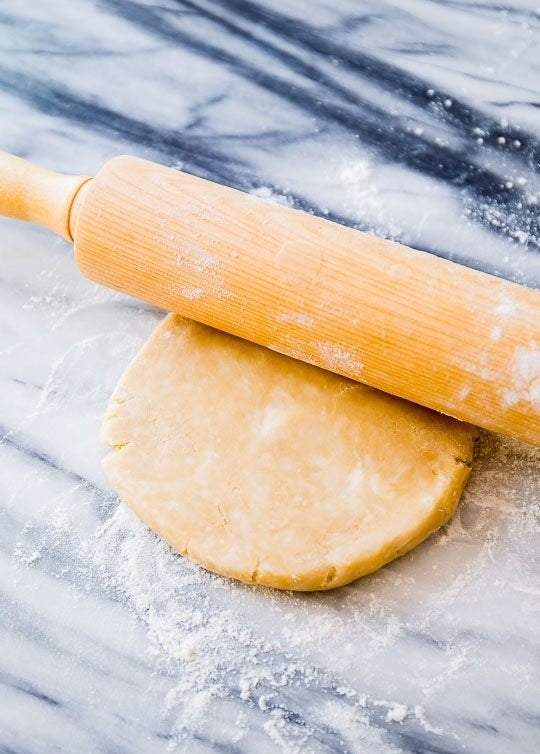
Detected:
left=0, top=150, right=92, bottom=241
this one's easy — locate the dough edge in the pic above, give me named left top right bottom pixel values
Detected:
left=103, top=450, right=472, bottom=591
left=101, top=314, right=476, bottom=592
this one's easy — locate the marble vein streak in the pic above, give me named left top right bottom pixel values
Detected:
left=0, top=0, right=539, bottom=282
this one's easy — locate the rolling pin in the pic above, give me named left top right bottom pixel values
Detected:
left=1, top=150, right=539, bottom=447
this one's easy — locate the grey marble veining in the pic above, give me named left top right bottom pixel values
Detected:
left=0, top=2, right=539, bottom=753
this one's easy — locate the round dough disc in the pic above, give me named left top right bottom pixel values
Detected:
left=102, top=314, right=476, bottom=591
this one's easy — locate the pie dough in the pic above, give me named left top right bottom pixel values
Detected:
left=101, top=314, right=476, bottom=591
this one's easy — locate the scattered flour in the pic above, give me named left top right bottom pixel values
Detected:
left=191, top=249, right=219, bottom=273
left=9, top=329, right=539, bottom=751
left=180, top=287, right=205, bottom=300
left=503, top=343, right=540, bottom=408
left=36, top=430, right=531, bottom=751
left=250, top=186, right=293, bottom=207
left=174, top=247, right=232, bottom=301
left=413, top=705, right=444, bottom=736
left=6, top=182, right=539, bottom=752
left=383, top=702, right=409, bottom=724
left=315, top=340, right=364, bottom=375
left=7, top=239, right=539, bottom=753
left=276, top=313, right=316, bottom=328
left=336, top=157, right=389, bottom=236
left=13, top=544, right=42, bottom=567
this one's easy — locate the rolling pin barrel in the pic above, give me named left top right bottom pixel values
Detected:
left=1, top=152, right=539, bottom=446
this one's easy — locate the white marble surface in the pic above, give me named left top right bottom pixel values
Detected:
left=0, top=2, right=539, bottom=752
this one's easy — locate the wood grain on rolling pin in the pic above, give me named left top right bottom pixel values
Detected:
left=72, top=156, right=540, bottom=446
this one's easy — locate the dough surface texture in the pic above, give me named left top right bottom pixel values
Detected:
left=102, top=314, right=476, bottom=591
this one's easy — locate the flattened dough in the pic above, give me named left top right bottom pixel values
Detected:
left=102, top=315, right=476, bottom=591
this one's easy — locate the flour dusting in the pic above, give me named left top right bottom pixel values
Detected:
left=7, top=236, right=539, bottom=752
left=250, top=186, right=293, bottom=207
left=10, top=351, right=539, bottom=751
left=34, top=431, right=532, bottom=750
left=276, top=313, right=316, bottom=328
left=316, top=341, right=364, bottom=375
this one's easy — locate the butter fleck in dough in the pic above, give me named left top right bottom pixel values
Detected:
left=101, top=314, right=476, bottom=591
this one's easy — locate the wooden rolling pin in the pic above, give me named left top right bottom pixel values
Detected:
left=1, top=150, right=539, bottom=446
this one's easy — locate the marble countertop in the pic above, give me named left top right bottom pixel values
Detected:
left=0, top=1, right=539, bottom=752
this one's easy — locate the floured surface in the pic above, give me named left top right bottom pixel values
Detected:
left=2, top=1, right=540, bottom=751
left=101, top=314, right=475, bottom=591
left=1, top=230, right=538, bottom=752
